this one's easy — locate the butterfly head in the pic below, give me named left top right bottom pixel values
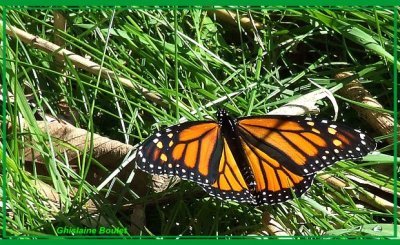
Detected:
left=216, top=108, right=227, bottom=117
left=216, top=108, right=238, bottom=131
left=216, top=108, right=229, bottom=124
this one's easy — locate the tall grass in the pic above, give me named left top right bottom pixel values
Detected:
left=1, top=7, right=397, bottom=237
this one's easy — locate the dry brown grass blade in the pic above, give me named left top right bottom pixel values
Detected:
left=319, top=174, right=399, bottom=216
left=261, top=212, right=291, bottom=236
left=268, top=89, right=326, bottom=115
left=346, top=174, right=399, bottom=199
left=1, top=20, right=167, bottom=107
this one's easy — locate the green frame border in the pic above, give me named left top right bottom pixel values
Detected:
left=393, top=6, right=399, bottom=238
left=2, top=5, right=8, bottom=240
left=1, top=0, right=400, bottom=6
left=1, top=2, right=398, bottom=240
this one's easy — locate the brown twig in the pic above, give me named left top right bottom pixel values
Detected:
left=336, top=72, right=397, bottom=175
left=208, top=10, right=264, bottom=31
left=53, top=11, right=67, bottom=67
left=336, top=72, right=399, bottom=145
left=1, top=20, right=168, bottom=107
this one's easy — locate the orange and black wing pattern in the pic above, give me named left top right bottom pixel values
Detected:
left=201, top=138, right=254, bottom=204
left=136, top=121, right=224, bottom=185
left=136, top=120, right=255, bottom=203
left=136, top=109, right=376, bottom=205
left=237, top=115, right=376, bottom=204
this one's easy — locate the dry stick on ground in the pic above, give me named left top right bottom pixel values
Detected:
left=208, top=10, right=264, bottom=31
left=53, top=11, right=67, bottom=68
left=21, top=119, right=146, bottom=199
left=336, top=72, right=399, bottom=145
left=52, top=11, right=80, bottom=123
left=20, top=118, right=174, bottom=234
left=1, top=20, right=167, bottom=107
left=22, top=118, right=174, bottom=193
left=336, top=72, right=398, bottom=176
left=21, top=118, right=175, bottom=194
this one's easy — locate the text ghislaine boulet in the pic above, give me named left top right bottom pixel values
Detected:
left=56, top=226, right=128, bottom=235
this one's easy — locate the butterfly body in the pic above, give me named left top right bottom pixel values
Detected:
left=217, top=109, right=257, bottom=192
left=136, top=109, right=376, bottom=205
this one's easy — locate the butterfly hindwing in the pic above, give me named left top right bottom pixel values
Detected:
left=239, top=136, right=316, bottom=204
left=136, top=121, right=224, bottom=185
left=202, top=139, right=255, bottom=204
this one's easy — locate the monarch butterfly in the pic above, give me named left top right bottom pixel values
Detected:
left=135, top=109, right=376, bottom=205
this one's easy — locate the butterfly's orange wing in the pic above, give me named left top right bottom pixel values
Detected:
left=136, top=113, right=376, bottom=205
left=202, top=138, right=255, bottom=204
left=136, top=121, right=224, bottom=185
left=236, top=116, right=376, bottom=204
left=136, top=121, right=255, bottom=203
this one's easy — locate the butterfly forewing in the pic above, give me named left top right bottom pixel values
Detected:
left=237, top=116, right=376, bottom=176
left=136, top=121, right=224, bottom=185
